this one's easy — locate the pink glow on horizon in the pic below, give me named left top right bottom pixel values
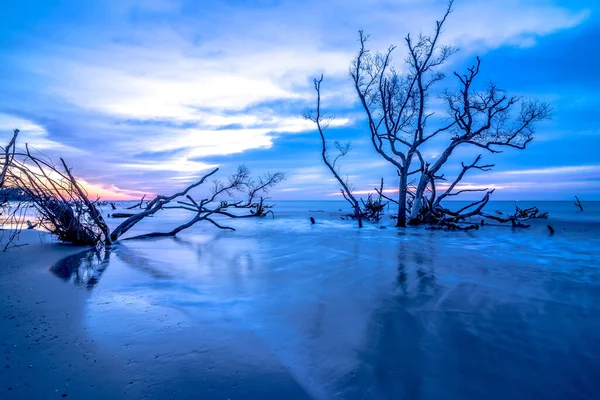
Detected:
left=78, top=179, right=150, bottom=201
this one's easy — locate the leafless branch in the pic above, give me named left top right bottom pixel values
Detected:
left=126, top=194, right=146, bottom=209
left=305, top=74, right=363, bottom=227
left=342, top=0, right=550, bottom=228
left=2, top=131, right=284, bottom=247
left=574, top=195, right=583, bottom=211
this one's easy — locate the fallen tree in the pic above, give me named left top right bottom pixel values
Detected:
left=1, top=130, right=284, bottom=249
left=110, top=165, right=283, bottom=241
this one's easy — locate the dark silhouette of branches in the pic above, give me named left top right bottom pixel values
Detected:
left=0, top=129, right=19, bottom=189
left=481, top=206, right=548, bottom=228
left=4, top=144, right=109, bottom=245
left=305, top=75, right=364, bottom=227
left=1, top=131, right=284, bottom=248
left=350, top=1, right=457, bottom=226
left=574, top=195, right=583, bottom=211
left=120, top=166, right=283, bottom=241
left=126, top=194, right=146, bottom=210
left=346, top=0, right=551, bottom=229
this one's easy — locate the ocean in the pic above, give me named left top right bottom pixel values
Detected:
left=6, top=200, right=600, bottom=398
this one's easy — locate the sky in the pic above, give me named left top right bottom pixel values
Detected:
left=0, top=0, right=599, bottom=201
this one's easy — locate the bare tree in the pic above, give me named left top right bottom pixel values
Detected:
left=0, top=129, right=27, bottom=251
left=4, top=144, right=112, bottom=245
left=0, top=129, right=19, bottom=189
left=304, top=75, right=364, bottom=227
left=349, top=0, right=551, bottom=228
left=1, top=131, right=284, bottom=248
left=112, top=165, right=283, bottom=241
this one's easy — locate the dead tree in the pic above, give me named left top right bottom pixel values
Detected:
left=481, top=206, right=548, bottom=228
left=1, top=130, right=20, bottom=246
left=0, top=129, right=19, bottom=190
left=225, top=169, right=285, bottom=217
left=4, top=145, right=110, bottom=245
left=362, top=178, right=387, bottom=222
left=350, top=3, right=456, bottom=226
left=305, top=75, right=364, bottom=227
left=349, top=0, right=551, bottom=228
left=115, top=165, right=283, bottom=241
left=1, top=131, right=284, bottom=248
left=574, top=195, right=584, bottom=211
left=126, top=194, right=146, bottom=210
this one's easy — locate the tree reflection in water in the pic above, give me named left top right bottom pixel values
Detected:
left=50, top=247, right=111, bottom=289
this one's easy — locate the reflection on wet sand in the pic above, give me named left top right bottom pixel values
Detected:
left=116, top=244, right=173, bottom=279
left=50, top=247, right=111, bottom=288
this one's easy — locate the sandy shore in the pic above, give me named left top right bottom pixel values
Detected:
left=0, top=231, right=132, bottom=399
left=0, top=230, right=312, bottom=399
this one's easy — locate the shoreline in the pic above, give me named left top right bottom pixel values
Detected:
left=0, top=231, right=133, bottom=399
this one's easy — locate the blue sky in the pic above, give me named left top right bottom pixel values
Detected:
left=1, top=0, right=598, bottom=200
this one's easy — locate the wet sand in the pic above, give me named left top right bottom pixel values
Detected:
left=0, top=231, right=311, bottom=399
left=0, top=231, right=126, bottom=398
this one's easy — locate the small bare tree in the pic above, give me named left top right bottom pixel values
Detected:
left=348, top=0, right=551, bottom=228
left=304, top=75, right=364, bottom=227
left=113, top=165, right=284, bottom=241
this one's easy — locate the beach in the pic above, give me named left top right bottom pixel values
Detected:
left=0, top=231, right=131, bottom=398
left=1, top=201, right=599, bottom=399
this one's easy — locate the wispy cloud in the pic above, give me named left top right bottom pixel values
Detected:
left=495, top=165, right=600, bottom=176
left=0, top=0, right=595, bottom=198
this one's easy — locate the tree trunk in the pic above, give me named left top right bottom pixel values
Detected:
left=409, top=175, right=429, bottom=224
left=355, top=204, right=363, bottom=228
left=396, top=170, right=408, bottom=227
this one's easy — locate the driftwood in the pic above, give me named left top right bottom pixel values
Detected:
left=111, top=165, right=283, bottom=241
left=126, top=194, right=146, bottom=210
left=481, top=206, right=548, bottom=228
left=1, top=129, right=108, bottom=248
left=6, top=146, right=109, bottom=245
left=1, top=131, right=284, bottom=248
left=361, top=178, right=387, bottom=222
left=574, top=196, right=583, bottom=211
left=111, top=213, right=136, bottom=219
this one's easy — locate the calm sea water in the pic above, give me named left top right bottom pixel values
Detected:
left=36, top=200, right=600, bottom=398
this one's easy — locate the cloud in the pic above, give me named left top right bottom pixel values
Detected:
left=494, top=165, right=600, bottom=177
left=0, top=114, right=85, bottom=154
left=0, top=0, right=593, bottom=197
